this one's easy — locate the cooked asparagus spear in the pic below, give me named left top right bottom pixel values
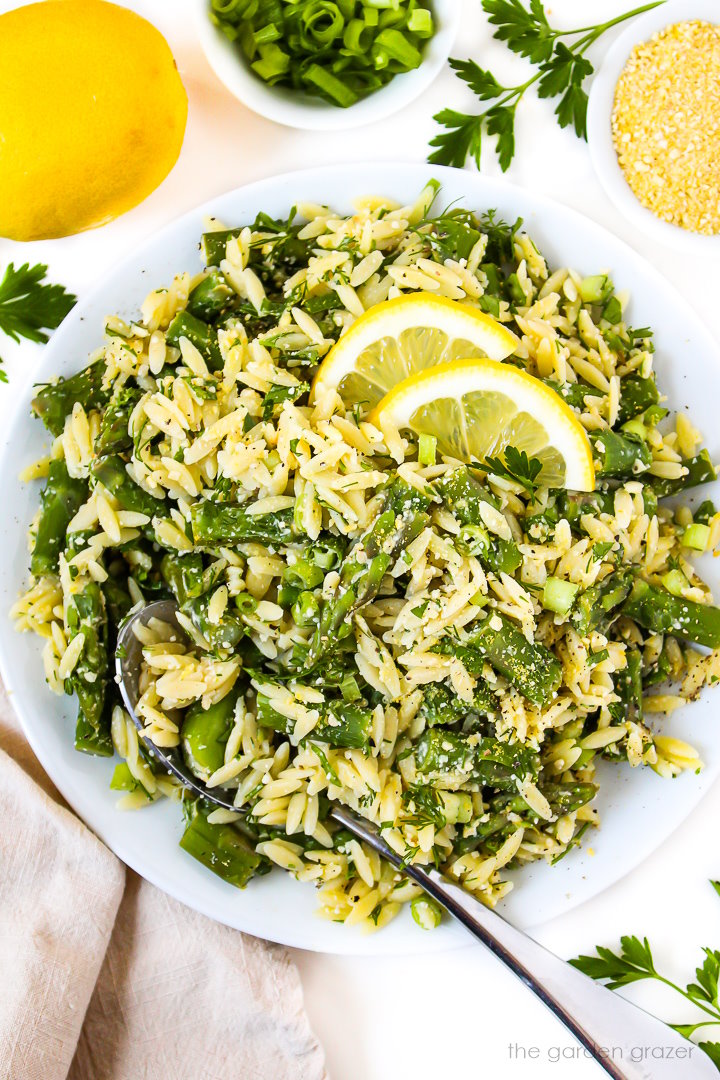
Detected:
left=418, top=680, right=497, bottom=727
left=190, top=501, right=295, bottom=546
left=161, top=552, right=218, bottom=606
left=256, top=691, right=371, bottom=749
left=94, top=386, right=141, bottom=456
left=614, top=647, right=643, bottom=719
left=92, top=454, right=168, bottom=520
left=201, top=227, right=244, bottom=268
left=180, top=801, right=266, bottom=887
left=32, top=359, right=110, bottom=437
left=181, top=687, right=241, bottom=781
left=592, top=431, right=652, bottom=479
left=454, top=781, right=597, bottom=853
left=186, top=271, right=234, bottom=321
left=64, top=572, right=111, bottom=757
left=617, top=375, right=660, bottom=424
left=415, top=728, right=539, bottom=789
left=571, top=571, right=633, bottom=635
left=435, top=466, right=522, bottom=575
left=31, top=460, right=88, bottom=577
left=436, top=613, right=562, bottom=707
left=622, top=578, right=720, bottom=649
left=166, top=311, right=223, bottom=372
left=651, top=449, right=717, bottom=499
left=307, top=478, right=430, bottom=666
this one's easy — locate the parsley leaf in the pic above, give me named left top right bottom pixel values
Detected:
left=570, top=935, right=658, bottom=989
left=687, top=950, right=720, bottom=1011
left=482, top=445, right=543, bottom=496
left=699, top=1043, right=720, bottom=1071
left=428, top=1, right=664, bottom=171
left=570, top=883, right=720, bottom=1070
left=428, top=109, right=483, bottom=169
left=0, top=262, right=76, bottom=345
left=0, top=262, right=76, bottom=385
left=484, top=0, right=554, bottom=63
left=486, top=105, right=516, bottom=172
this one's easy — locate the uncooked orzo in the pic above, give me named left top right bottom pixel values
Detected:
left=612, top=20, right=720, bottom=235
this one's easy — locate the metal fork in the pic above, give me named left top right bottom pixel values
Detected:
left=116, top=600, right=713, bottom=1080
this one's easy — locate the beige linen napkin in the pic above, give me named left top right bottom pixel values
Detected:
left=0, top=683, right=327, bottom=1080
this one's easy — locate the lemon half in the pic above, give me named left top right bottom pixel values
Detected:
left=0, top=0, right=187, bottom=241
left=370, top=358, right=596, bottom=491
left=310, top=293, right=519, bottom=409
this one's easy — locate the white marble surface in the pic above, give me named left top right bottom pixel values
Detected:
left=1, top=1, right=719, bottom=1077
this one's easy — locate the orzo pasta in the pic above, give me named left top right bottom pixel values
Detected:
left=12, top=184, right=720, bottom=931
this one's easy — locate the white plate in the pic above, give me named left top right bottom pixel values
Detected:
left=2, top=164, right=719, bottom=955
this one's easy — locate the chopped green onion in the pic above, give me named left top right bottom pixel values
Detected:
left=283, top=559, right=324, bottom=590
left=340, top=674, right=362, bottom=702
left=373, top=28, right=421, bottom=68
left=251, top=43, right=290, bottom=83
left=682, top=523, right=710, bottom=551
left=303, top=63, right=359, bottom=107
left=418, top=432, right=437, bottom=466
left=439, top=791, right=473, bottom=824
left=344, top=18, right=370, bottom=52
left=209, top=0, right=435, bottom=108
left=234, top=592, right=258, bottom=615
left=411, top=896, right=443, bottom=930
left=621, top=418, right=648, bottom=441
left=543, top=577, right=579, bottom=615
left=661, top=569, right=688, bottom=596
left=408, top=7, right=433, bottom=36
left=579, top=275, right=613, bottom=304
left=254, top=23, right=281, bottom=45
left=292, top=590, right=320, bottom=627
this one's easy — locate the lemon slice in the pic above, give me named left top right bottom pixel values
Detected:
left=310, top=292, right=518, bottom=409
left=370, top=358, right=595, bottom=491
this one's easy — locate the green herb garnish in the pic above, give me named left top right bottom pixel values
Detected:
left=429, top=0, right=664, bottom=171
left=210, top=0, right=436, bottom=108
left=0, top=262, right=76, bottom=383
left=571, top=882, right=720, bottom=1070
left=482, top=445, right=543, bottom=496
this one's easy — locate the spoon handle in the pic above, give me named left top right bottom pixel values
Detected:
left=329, top=806, right=712, bottom=1080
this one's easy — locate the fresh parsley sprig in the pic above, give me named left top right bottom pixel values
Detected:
left=482, top=445, right=543, bottom=496
left=0, top=262, right=76, bottom=383
left=429, top=0, right=664, bottom=172
left=570, top=882, right=720, bottom=1071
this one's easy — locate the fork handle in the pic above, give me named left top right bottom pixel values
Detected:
left=329, top=806, right=713, bottom=1080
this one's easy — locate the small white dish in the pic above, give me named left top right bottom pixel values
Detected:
left=587, top=0, right=720, bottom=254
left=192, top=0, right=462, bottom=131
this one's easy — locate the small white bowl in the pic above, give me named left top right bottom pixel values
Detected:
left=192, top=0, right=462, bottom=131
left=587, top=0, right=720, bottom=254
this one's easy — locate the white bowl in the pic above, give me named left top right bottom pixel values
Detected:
left=192, top=0, right=462, bottom=130
left=587, top=0, right=720, bottom=255
left=3, top=163, right=720, bottom=954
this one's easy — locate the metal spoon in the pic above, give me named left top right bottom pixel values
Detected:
left=117, top=600, right=712, bottom=1080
